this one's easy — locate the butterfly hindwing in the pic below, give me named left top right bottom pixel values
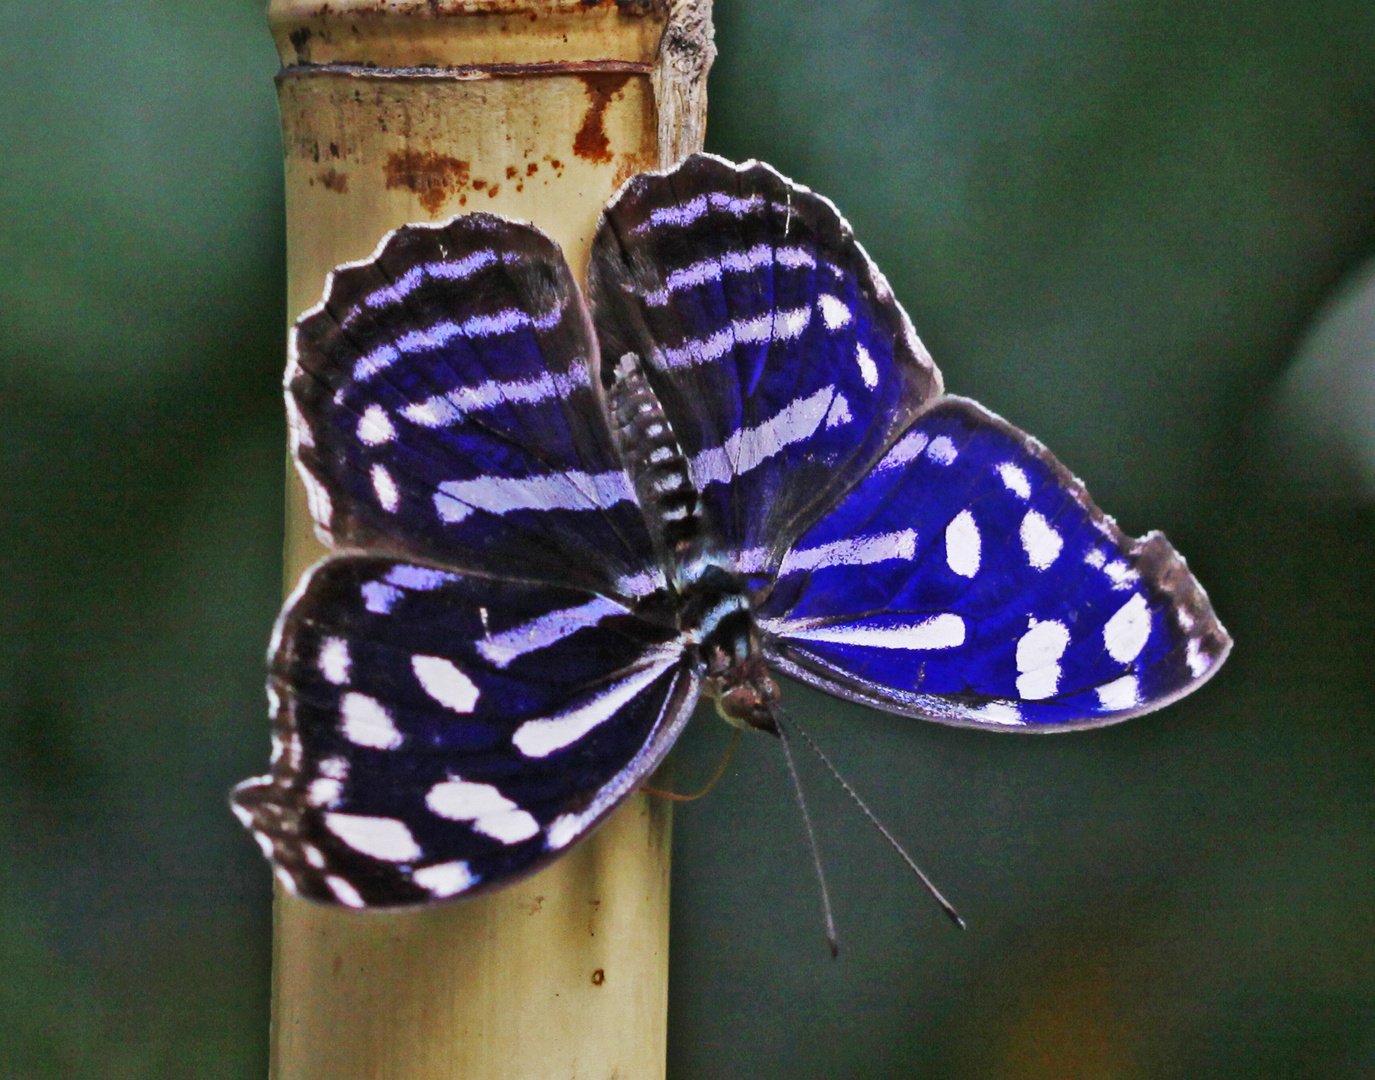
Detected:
left=589, top=154, right=942, bottom=571
left=232, top=555, right=697, bottom=907
left=289, top=214, right=663, bottom=600
left=756, top=397, right=1231, bottom=729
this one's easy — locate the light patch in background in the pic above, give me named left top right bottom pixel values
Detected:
left=1264, top=255, right=1375, bottom=502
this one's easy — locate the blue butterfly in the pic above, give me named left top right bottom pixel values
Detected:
left=232, top=153, right=1231, bottom=909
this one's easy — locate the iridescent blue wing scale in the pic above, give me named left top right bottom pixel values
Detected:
left=289, top=214, right=663, bottom=600
left=588, top=154, right=942, bottom=574
left=756, top=397, right=1231, bottom=729
left=232, top=556, right=697, bottom=907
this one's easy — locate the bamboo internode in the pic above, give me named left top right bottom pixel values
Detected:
left=268, top=2, right=712, bottom=1076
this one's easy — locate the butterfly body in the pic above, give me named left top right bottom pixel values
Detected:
left=233, top=153, right=1230, bottom=909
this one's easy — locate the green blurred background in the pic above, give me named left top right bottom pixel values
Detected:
left=2, top=1, right=1372, bottom=1076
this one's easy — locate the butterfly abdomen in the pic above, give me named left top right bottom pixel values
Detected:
left=606, top=351, right=701, bottom=555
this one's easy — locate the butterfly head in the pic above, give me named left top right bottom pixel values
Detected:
left=694, top=595, right=781, bottom=735
left=711, top=655, right=782, bottom=736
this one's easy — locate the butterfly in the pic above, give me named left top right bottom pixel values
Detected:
left=232, top=153, right=1231, bottom=909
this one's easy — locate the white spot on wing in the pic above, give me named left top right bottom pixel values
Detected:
left=876, top=430, right=929, bottom=471
left=356, top=304, right=574, bottom=380
left=318, top=756, right=348, bottom=780
left=945, top=510, right=981, bottom=578
left=402, top=370, right=585, bottom=428
left=512, top=651, right=680, bottom=758
left=476, top=596, right=628, bottom=668
left=361, top=581, right=401, bottom=613
left=997, top=462, right=1031, bottom=499
left=690, top=385, right=839, bottom=486
left=411, top=655, right=480, bottom=713
left=614, top=567, right=669, bottom=597
left=371, top=463, right=399, bottom=511
left=1186, top=638, right=1210, bottom=677
left=307, top=776, right=343, bottom=807
left=775, top=245, right=817, bottom=269
left=425, top=778, right=540, bottom=843
left=659, top=306, right=812, bottom=368
left=855, top=343, right=878, bottom=388
left=324, top=813, right=423, bottom=862
left=1096, top=674, right=1139, bottom=710
left=642, top=243, right=780, bottom=304
left=434, top=469, right=634, bottom=524
left=325, top=875, right=366, bottom=908
left=1103, top=560, right=1140, bottom=589
left=318, top=637, right=350, bottom=685
left=971, top=701, right=1023, bottom=726
left=1104, top=593, right=1152, bottom=664
left=340, top=692, right=403, bottom=750
left=636, top=190, right=765, bottom=232
left=385, top=564, right=456, bottom=591
left=818, top=293, right=852, bottom=330
left=1015, top=619, right=1070, bottom=700
left=824, top=392, right=853, bottom=428
left=358, top=404, right=396, bottom=446
left=783, top=614, right=965, bottom=651
left=413, top=860, right=476, bottom=898
left=779, top=529, right=916, bottom=573
left=546, top=813, right=584, bottom=851
left=1020, top=510, right=1063, bottom=569
left=357, top=249, right=498, bottom=317
left=926, top=435, right=958, bottom=465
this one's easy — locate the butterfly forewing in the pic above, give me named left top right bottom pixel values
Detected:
left=757, top=397, right=1231, bottom=729
left=589, top=154, right=942, bottom=572
left=289, top=214, right=663, bottom=600
left=232, top=555, right=698, bottom=907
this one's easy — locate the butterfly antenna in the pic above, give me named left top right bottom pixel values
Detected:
left=775, top=705, right=966, bottom=930
left=774, top=713, right=840, bottom=958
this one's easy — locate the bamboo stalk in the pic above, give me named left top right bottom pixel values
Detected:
left=266, top=3, right=713, bottom=1077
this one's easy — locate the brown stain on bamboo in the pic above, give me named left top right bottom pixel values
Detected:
left=573, top=72, right=631, bottom=163
left=318, top=168, right=349, bottom=192
left=383, top=149, right=471, bottom=213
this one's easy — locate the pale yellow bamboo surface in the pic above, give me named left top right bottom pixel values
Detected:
left=269, top=3, right=712, bottom=1077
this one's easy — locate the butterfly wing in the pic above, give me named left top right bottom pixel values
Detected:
left=290, top=213, right=663, bottom=600
left=756, top=397, right=1231, bottom=729
left=232, top=555, right=697, bottom=907
left=588, top=153, right=941, bottom=572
